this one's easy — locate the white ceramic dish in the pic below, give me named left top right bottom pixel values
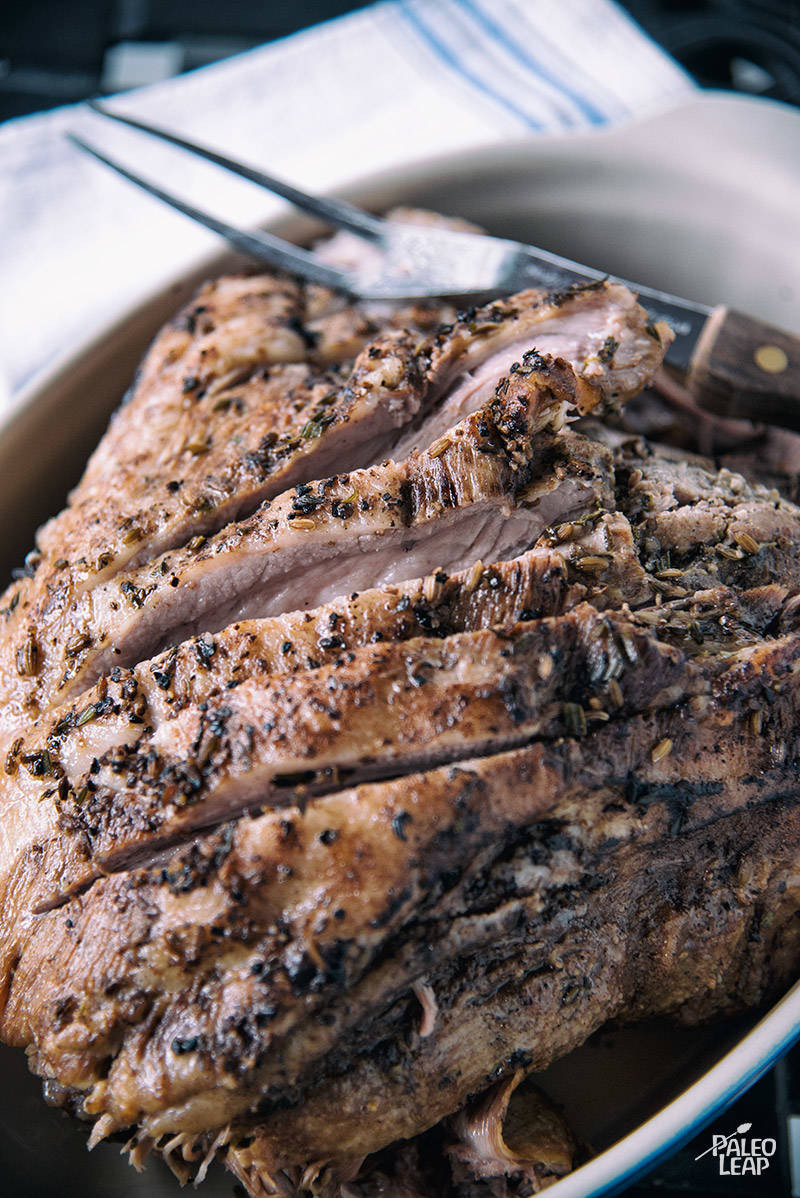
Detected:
left=1, top=92, right=799, bottom=1196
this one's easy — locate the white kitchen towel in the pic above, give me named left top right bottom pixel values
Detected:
left=0, top=0, right=694, bottom=405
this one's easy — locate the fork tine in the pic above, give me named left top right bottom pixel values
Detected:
left=87, top=99, right=382, bottom=240
left=67, top=134, right=351, bottom=292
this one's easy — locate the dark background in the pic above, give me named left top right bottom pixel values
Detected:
left=1, top=1, right=799, bottom=1195
left=1, top=0, right=800, bottom=121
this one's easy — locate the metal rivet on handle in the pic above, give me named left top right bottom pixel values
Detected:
left=754, top=344, right=789, bottom=373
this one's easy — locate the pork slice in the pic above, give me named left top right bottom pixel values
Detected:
left=56, top=197, right=490, bottom=573
left=18, top=511, right=642, bottom=773
left=0, top=357, right=610, bottom=737
left=5, top=630, right=798, bottom=1165
left=12, top=602, right=707, bottom=911
left=30, top=327, right=415, bottom=596
left=38, top=275, right=313, bottom=577
left=390, top=281, right=671, bottom=461
left=39, top=271, right=450, bottom=581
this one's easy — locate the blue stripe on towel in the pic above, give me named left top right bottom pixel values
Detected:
left=397, top=0, right=544, bottom=131
left=439, top=0, right=578, bottom=128
left=454, top=0, right=607, bottom=126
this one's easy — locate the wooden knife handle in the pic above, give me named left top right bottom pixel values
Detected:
left=687, top=306, right=800, bottom=431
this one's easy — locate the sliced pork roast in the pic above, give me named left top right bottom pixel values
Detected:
left=0, top=216, right=798, bottom=1198
left=0, top=354, right=611, bottom=737
left=0, top=280, right=665, bottom=742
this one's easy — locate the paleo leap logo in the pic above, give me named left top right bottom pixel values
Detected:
left=695, top=1121, right=777, bottom=1177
